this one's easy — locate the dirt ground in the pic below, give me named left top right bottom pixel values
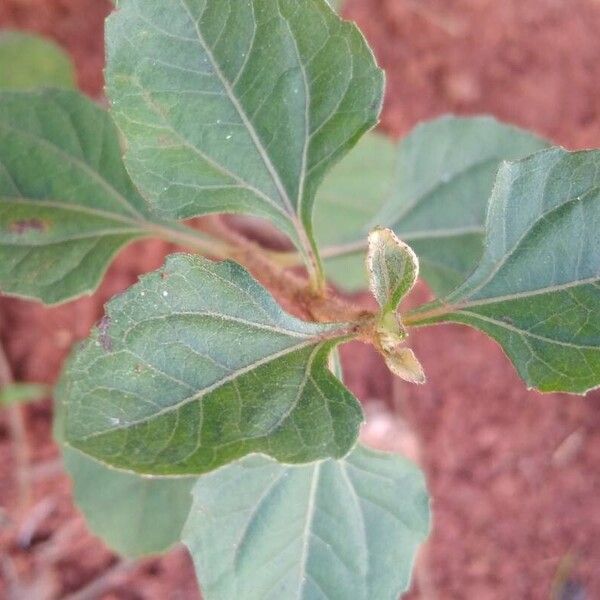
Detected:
left=1, top=0, right=600, bottom=598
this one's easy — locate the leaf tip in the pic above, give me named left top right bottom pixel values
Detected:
left=384, top=346, right=426, bottom=385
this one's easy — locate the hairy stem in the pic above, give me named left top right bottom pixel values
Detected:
left=154, top=216, right=369, bottom=325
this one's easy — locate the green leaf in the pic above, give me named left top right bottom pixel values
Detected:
left=0, top=89, right=215, bottom=304
left=183, top=444, right=430, bottom=600
left=59, top=253, right=363, bottom=475
left=0, top=90, right=154, bottom=304
left=63, top=446, right=194, bottom=558
left=0, top=383, right=49, bottom=407
left=0, top=31, right=75, bottom=91
left=407, top=148, right=600, bottom=395
left=316, top=117, right=549, bottom=295
left=105, top=0, right=383, bottom=265
left=57, top=400, right=195, bottom=557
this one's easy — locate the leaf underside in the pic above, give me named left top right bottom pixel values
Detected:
left=59, top=254, right=363, bottom=475
left=316, top=117, right=549, bottom=296
left=0, top=90, right=154, bottom=304
left=183, top=444, right=430, bottom=600
left=418, top=148, right=600, bottom=394
left=106, top=0, right=383, bottom=261
left=63, top=447, right=195, bottom=558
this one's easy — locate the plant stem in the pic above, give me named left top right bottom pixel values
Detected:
left=0, top=341, right=32, bottom=513
left=152, top=216, right=366, bottom=324
left=306, top=253, right=326, bottom=298
left=146, top=221, right=234, bottom=258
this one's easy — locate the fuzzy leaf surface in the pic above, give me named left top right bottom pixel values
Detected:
left=0, top=90, right=162, bottom=304
left=64, top=447, right=194, bottom=557
left=106, top=0, right=383, bottom=261
left=183, top=444, right=430, bottom=600
left=0, top=31, right=75, bottom=91
left=367, top=227, right=419, bottom=315
left=409, top=148, right=600, bottom=394
left=59, top=254, right=362, bottom=475
left=316, top=117, right=548, bottom=295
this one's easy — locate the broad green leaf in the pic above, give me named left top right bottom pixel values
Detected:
left=0, top=90, right=154, bottom=304
left=0, top=383, right=49, bottom=407
left=183, top=444, right=430, bottom=600
left=367, top=227, right=419, bottom=315
left=0, top=31, right=75, bottom=91
left=63, top=447, right=194, bottom=558
left=316, top=117, right=549, bottom=295
left=407, top=148, right=600, bottom=395
left=105, top=0, right=383, bottom=265
left=59, top=253, right=363, bottom=476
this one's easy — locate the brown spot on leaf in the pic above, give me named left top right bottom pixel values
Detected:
left=9, top=219, right=49, bottom=234
left=98, top=316, right=112, bottom=352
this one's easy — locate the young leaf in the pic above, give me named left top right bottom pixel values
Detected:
left=316, top=117, right=549, bottom=295
left=105, top=0, right=383, bottom=267
left=383, top=347, right=426, bottom=385
left=366, top=228, right=425, bottom=384
left=407, top=148, right=600, bottom=395
left=0, top=31, right=75, bottom=91
left=367, top=227, right=419, bottom=315
left=0, top=90, right=155, bottom=304
left=0, top=383, right=49, bottom=407
left=183, top=444, right=430, bottom=600
left=63, top=447, right=194, bottom=557
left=58, top=254, right=363, bottom=476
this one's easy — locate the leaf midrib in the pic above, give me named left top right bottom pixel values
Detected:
left=320, top=226, right=484, bottom=260
left=455, top=309, right=600, bottom=350
left=453, top=164, right=600, bottom=303
left=121, top=310, right=324, bottom=341
left=297, top=462, right=321, bottom=600
left=373, top=155, right=501, bottom=230
left=71, top=339, right=337, bottom=442
left=178, top=0, right=296, bottom=217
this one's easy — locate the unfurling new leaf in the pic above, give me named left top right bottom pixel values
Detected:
left=367, top=227, right=419, bottom=316
left=183, top=444, right=430, bottom=600
left=408, top=148, right=600, bottom=394
left=367, top=228, right=425, bottom=384
left=59, top=254, right=363, bottom=475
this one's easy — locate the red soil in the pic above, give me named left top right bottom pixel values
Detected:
left=1, top=0, right=600, bottom=598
